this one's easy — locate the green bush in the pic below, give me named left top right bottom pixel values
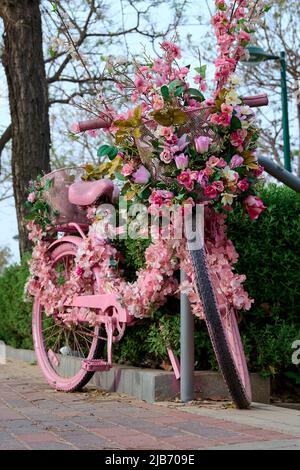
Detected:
left=0, top=254, right=33, bottom=349
left=0, top=184, right=299, bottom=379
left=227, top=184, right=300, bottom=376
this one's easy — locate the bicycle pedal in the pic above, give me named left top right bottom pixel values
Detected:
left=81, top=359, right=112, bottom=372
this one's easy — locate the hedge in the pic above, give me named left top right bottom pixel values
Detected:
left=0, top=184, right=299, bottom=380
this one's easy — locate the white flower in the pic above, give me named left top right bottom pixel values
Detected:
left=225, top=89, right=241, bottom=106
left=221, top=193, right=236, bottom=205
left=221, top=166, right=238, bottom=182
left=241, top=119, right=250, bottom=129
left=240, top=105, right=252, bottom=115
left=229, top=74, right=243, bottom=86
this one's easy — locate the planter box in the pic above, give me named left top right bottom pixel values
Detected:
left=4, top=344, right=270, bottom=404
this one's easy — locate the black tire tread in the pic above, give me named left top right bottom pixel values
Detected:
left=189, top=247, right=251, bottom=409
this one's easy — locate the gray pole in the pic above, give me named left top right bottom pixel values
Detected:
left=180, top=268, right=194, bottom=402
left=258, top=156, right=300, bottom=193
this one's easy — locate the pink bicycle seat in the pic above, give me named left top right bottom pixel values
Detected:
left=68, top=179, right=115, bottom=206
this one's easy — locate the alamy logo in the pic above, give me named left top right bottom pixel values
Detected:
left=0, top=341, right=6, bottom=365
left=291, top=340, right=300, bottom=366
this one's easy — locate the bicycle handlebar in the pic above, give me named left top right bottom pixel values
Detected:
left=71, top=94, right=269, bottom=133
left=242, top=94, right=268, bottom=108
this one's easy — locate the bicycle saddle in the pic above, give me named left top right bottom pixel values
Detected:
left=68, top=179, right=116, bottom=206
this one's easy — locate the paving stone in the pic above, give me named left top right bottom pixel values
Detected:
left=0, top=359, right=297, bottom=451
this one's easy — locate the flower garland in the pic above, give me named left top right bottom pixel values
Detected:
left=26, top=206, right=253, bottom=324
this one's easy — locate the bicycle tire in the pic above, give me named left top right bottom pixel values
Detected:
left=32, top=241, right=103, bottom=392
left=189, top=246, right=252, bottom=409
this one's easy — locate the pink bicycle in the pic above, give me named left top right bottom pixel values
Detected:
left=29, top=94, right=268, bottom=410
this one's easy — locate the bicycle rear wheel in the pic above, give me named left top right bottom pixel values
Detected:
left=32, top=241, right=103, bottom=392
left=189, top=246, right=252, bottom=409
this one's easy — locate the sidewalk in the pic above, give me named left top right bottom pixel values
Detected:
left=0, top=359, right=299, bottom=450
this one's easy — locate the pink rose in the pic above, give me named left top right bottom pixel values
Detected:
left=237, top=178, right=249, bottom=192
left=27, top=192, right=36, bottom=203
left=207, top=156, right=220, bottom=167
left=230, top=129, right=247, bottom=148
left=160, top=149, right=173, bottom=164
left=216, top=158, right=227, bottom=168
left=204, top=185, right=218, bottom=199
left=221, top=103, right=233, bottom=114
left=149, top=189, right=174, bottom=206
left=177, top=170, right=194, bottom=191
left=230, top=154, right=244, bottom=169
left=251, top=164, right=264, bottom=177
left=121, top=163, right=135, bottom=176
left=175, top=153, right=189, bottom=169
left=244, top=195, right=266, bottom=220
left=132, top=165, right=151, bottom=184
left=212, top=180, right=224, bottom=192
left=194, top=136, right=211, bottom=154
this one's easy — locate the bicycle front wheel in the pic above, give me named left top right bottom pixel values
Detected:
left=189, top=246, right=252, bottom=409
left=32, top=241, right=103, bottom=392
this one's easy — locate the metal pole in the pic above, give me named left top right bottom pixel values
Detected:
left=280, top=51, right=292, bottom=172
left=258, top=156, right=300, bottom=193
left=180, top=268, right=194, bottom=402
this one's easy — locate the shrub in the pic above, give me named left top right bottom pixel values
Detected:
left=0, top=254, right=33, bottom=349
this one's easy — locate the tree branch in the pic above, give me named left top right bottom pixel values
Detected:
left=0, top=124, right=12, bottom=169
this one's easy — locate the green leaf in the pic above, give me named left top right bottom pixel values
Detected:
left=186, top=88, right=205, bottom=101
left=115, top=171, right=127, bottom=181
left=194, top=65, right=206, bottom=79
left=160, top=85, right=170, bottom=100
left=97, top=145, right=118, bottom=159
left=169, top=79, right=184, bottom=91
left=48, top=47, right=56, bottom=59
left=174, top=86, right=184, bottom=97
left=230, top=115, right=242, bottom=130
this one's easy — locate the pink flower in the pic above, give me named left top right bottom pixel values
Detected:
left=230, top=129, right=247, bottom=148
left=132, top=165, right=151, bottom=184
left=175, top=153, right=189, bottom=169
left=244, top=195, right=266, bottom=220
left=27, top=192, right=36, bottom=203
left=75, top=266, right=84, bottom=277
left=152, top=93, right=164, bottom=110
left=204, top=185, right=218, bottom=199
left=239, top=31, right=251, bottom=43
left=149, top=189, right=174, bottom=206
left=161, top=41, right=181, bottom=59
left=134, top=76, right=149, bottom=93
left=251, top=164, right=264, bottom=177
left=177, top=170, right=194, bottom=191
left=70, top=122, right=80, bottom=133
left=221, top=103, right=233, bottom=114
left=216, top=157, right=227, bottom=168
left=121, top=163, right=135, bottom=176
left=218, top=112, right=232, bottom=127
left=197, top=170, right=208, bottom=188
left=230, top=154, right=244, bottom=169
left=212, top=180, right=224, bottom=192
left=216, top=0, right=226, bottom=8
left=194, top=136, right=211, bottom=154
left=237, top=178, right=249, bottom=192
left=160, top=149, right=173, bottom=163
left=207, top=156, right=220, bottom=167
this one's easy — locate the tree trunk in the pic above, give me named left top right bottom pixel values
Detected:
left=0, top=0, right=50, bottom=257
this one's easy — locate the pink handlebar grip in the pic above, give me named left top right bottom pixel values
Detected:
left=242, top=94, right=268, bottom=107
left=71, top=116, right=111, bottom=133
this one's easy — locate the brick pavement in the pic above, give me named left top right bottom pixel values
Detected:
left=0, top=360, right=299, bottom=450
